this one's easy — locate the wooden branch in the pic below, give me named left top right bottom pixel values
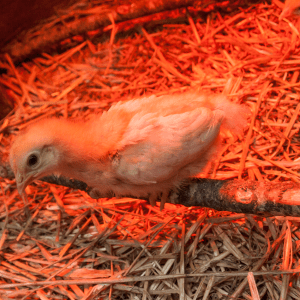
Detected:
left=171, top=179, right=300, bottom=217
left=1, top=155, right=300, bottom=216
left=1, top=0, right=257, bottom=64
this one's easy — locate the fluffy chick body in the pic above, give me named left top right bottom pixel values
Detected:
left=10, top=92, right=249, bottom=199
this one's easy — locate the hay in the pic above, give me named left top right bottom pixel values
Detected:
left=1, top=1, right=300, bottom=299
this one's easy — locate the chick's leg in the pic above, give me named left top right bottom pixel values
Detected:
left=149, top=193, right=157, bottom=207
left=88, top=188, right=114, bottom=199
left=160, top=191, right=168, bottom=211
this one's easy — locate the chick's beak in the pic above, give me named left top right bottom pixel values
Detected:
left=15, top=172, right=33, bottom=195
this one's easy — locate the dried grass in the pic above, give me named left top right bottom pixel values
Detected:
left=1, top=1, right=300, bottom=299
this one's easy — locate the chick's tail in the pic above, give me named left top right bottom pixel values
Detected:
left=210, top=95, right=250, bottom=136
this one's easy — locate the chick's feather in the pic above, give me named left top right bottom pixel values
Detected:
left=10, top=92, right=249, bottom=198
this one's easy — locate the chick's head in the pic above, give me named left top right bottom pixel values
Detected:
left=10, top=123, right=60, bottom=195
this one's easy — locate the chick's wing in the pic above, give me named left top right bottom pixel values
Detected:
left=115, top=107, right=224, bottom=185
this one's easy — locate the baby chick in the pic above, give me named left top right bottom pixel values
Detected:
left=10, top=92, right=249, bottom=207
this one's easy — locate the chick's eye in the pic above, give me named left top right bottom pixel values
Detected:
left=27, top=154, right=39, bottom=168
